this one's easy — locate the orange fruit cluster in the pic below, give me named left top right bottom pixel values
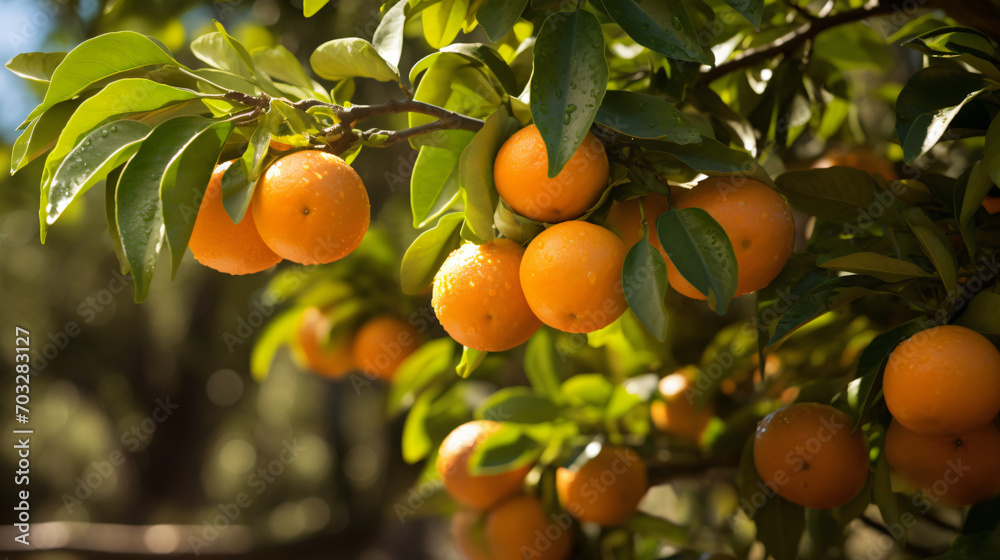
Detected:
left=651, top=371, right=714, bottom=444
left=882, top=325, right=1000, bottom=506
left=753, top=403, right=870, bottom=509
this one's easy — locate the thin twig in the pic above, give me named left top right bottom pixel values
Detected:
left=695, top=1, right=895, bottom=85
left=358, top=120, right=458, bottom=146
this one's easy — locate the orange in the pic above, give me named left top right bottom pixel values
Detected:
left=812, top=147, right=898, bottom=180
left=556, top=445, right=648, bottom=527
left=452, top=495, right=574, bottom=560
left=295, top=306, right=354, bottom=379
left=432, top=239, right=541, bottom=352
left=351, top=315, right=422, bottom=380
left=983, top=196, right=1000, bottom=215
left=188, top=161, right=282, bottom=275
left=252, top=150, right=370, bottom=265
left=883, top=325, right=1000, bottom=436
left=651, top=371, right=714, bottom=443
left=494, top=125, right=609, bottom=223
left=604, top=193, right=672, bottom=250
left=520, top=221, right=627, bottom=333
left=269, top=139, right=294, bottom=151
left=666, top=178, right=794, bottom=299
left=752, top=403, right=869, bottom=509
left=437, top=420, right=532, bottom=511
left=885, top=419, right=1000, bottom=507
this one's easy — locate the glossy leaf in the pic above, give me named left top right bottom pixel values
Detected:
left=23, top=32, right=178, bottom=125
left=457, top=347, right=487, bottom=378
left=458, top=107, right=519, bottom=242
left=895, top=66, right=988, bottom=162
left=718, top=0, right=763, bottom=26
left=596, top=90, right=701, bottom=142
left=387, top=338, right=458, bottom=414
left=250, top=308, right=301, bottom=381
left=523, top=328, right=562, bottom=403
left=561, top=374, right=613, bottom=409
left=957, top=291, right=1000, bottom=334
left=766, top=275, right=884, bottom=346
left=872, top=451, right=906, bottom=545
left=224, top=108, right=279, bottom=223
left=441, top=43, right=519, bottom=95
left=161, top=120, right=233, bottom=277
left=400, top=213, right=465, bottom=295
left=192, top=32, right=253, bottom=79
left=818, top=252, right=935, bottom=282
left=737, top=440, right=805, bottom=560
left=310, top=38, right=400, bottom=82
left=11, top=99, right=82, bottom=174
left=657, top=208, right=738, bottom=315
left=251, top=45, right=315, bottom=91
left=775, top=167, right=879, bottom=224
left=478, top=0, right=528, bottom=42
left=622, top=232, right=668, bottom=341
left=303, top=0, right=331, bottom=16
left=5, top=51, right=66, bottom=83
left=475, top=387, right=562, bottom=424
left=468, top=423, right=543, bottom=475
left=981, top=116, right=1000, bottom=196
left=530, top=9, right=608, bottom=177
left=851, top=321, right=922, bottom=428
left=373, top=0, right=408, bottom=69
left=47, top=120, right=152, bottom=227
left=600, top=0, right=712, bottom=64
left=421, top=0, right=470, bottom=49
left=903, top=207, right=958, bottom=293
left=411, top=145, right=462, bottom=228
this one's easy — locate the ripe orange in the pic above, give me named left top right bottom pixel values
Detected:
left=432, top=239, right=541, bottom=352
left=188, top=161, right=282, bottom=275
left=437, top=420, right=532, bottom=511
left=494, top=125, right=609, bottom=223
left=351, top=315, right=421, bottom=381
left=651, top=371, right=714, bottom=443
left=752, top=403, right=869, bottom=509
left=604, top=193, right=672, bottom=250
left=295, top=306, right=353, bottom=379
left=812, top=147, right=898, bottom=180
left=666, top=178, right=794, bottom=299
left=452, top=495, right=574, bottom=560
left=252, top=150, right=369, bottom=265
left=520, top=221, right=627, bottom=333
left=885, top=419, right=1000, bottom=507
left=883, top=325, right=1000, bottom=436
left=983, top=196, right=1000, bottom=215
left=269, top=139, right=294, bottom=151
left=556, top=445, right=648, bottom=527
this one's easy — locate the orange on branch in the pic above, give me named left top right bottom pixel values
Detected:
left=883, top=325, right=1000, bottom=436
left=295, top=306, right=354, bottom=379
left=752, top=403, right=869, bottom=509
left=452, top=495, right=574, bottom=560
left=188, top=161, right=282, bottom=275
left=494, top=125, right=609, bottom=223
left=436, top=420, right=532, bottom=511
left=604, top=193, right=672, bottom=250
left=520, top=221, right=627, bottom=333
left=556, top=445, right=648, bottom=527
left=351, top=315, right=422, bottom=381
left=812, top=147, right=898, bottom=180
left=666, top=178, right=794, bottom=299
left=252, top=150, right=370, bottom=265
left=651, top=371, right=714, bottom=443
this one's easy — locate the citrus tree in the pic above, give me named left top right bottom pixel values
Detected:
left=8, top=0, right=1000, bottom=558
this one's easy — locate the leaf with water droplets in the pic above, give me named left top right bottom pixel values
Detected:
left=530, top=9, right=608, bottom=177
left=600, top=0, right=712, bottom=65
left=458, top=106, right=519, bottom=242
left=47, top=120, right=152, bottom=229
left=596, top=90, right=701, bottom=141
left=717, top=0, right=764, bottom=27
left=657, top=208, right=737, bottom=315
left=622, top=226, right=668, bottom=341
left=401, top=213, right=466, bottom=295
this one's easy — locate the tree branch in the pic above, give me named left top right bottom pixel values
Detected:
left=695, top=1, right=896, bottom=85
left=358, top=120, right=461, bottom=146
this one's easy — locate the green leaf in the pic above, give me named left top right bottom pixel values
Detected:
left=980, top=116, right=1000, bottom=198
left=303, top=0, right=330, bottom=16
left=210, top=22, right=282, bottom=97
left=766, top=275, right=884, bottom=347
left=595, top=90, right=701, bottom=142
left=22, top=31, right=179, bottom=125
left=523, top=328, right=562, bottom=403
left=468, top=423, right=543, bottom=475
left=411, top=145, right=462, bottom=228
left=963, top=495, right=1000, bottom=535
left=476, top=387, right=562, bottom=424
left=903, top=207, right=958, bottom=292
left=606, top=385, right=644, bottom=419
left=600, top=0, right=712, bottom=64
left=310, top=38, right=400, bottom=82
left=895, top=66, right=989, bottom=163
left=11, top=99, right=83, bottom=174
left=818, top=252, right=936, bottom=282
left=478, top=0, right=528, bottom=42
left=718, top=0, right=763, bottom=26
left=193, top=32, right=254, bottom=79
left=649, top=136, right=764, bottom=179
left=906, top=26, right=1000, bottom=63
left=387, top=337, right=457, bottom=414
left=407, top=53, right=497, bottom=149
left=458, top=107, right=519, bottom=242
left=851, top=321, right=922, bottom=428
left=400, top=213, right=465, bottom=295
left=561, top=374, right=613, bottom=409
left=40, top=79, right=205, bottom=241
left=373, top=0, right=408, bottom=69
left=530, top=9, right=608, bottom=177
left=105, top=168, right=130, bottom=275
left=250, top=308, right=302, bottom=381
left=117, top=117, right=218, bottom=302
left=47, top=120, right=152, bottom=228
left=657, top=208, right=738, bottom=315
left=161, top=120, right=233, bottom=277
left=775, top=167, right=879, bottom=223
left=873, top=451, right=905, bottom=545
left=928, top=529, right=1000, bottom=560
left=441, top=43, right=519, bottom=95
left=624, top=513, right=687, bottom=544
left=224, top=109, right=279, bottom=223
left=737, top=439, right=806, bottom=560
left=457, top=347, right=487, bottom=378
left=421, top=0, right=470, bottom=49
left=622, top=232, right=668, bottom=341
left=957, top=291, right=1000, bottom=334
left=251, top=45, right=315, bottom=91
left=5, top=51, right=66, bottom=83
left=402, top=390, right=436, bottom=463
